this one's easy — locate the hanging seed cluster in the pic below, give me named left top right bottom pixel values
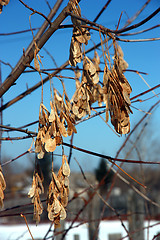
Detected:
left=47, top=155, right=70, bottom=227
left=28, top=172, right=44, bottom=224
left=0, top=166, right=6, bottom=209
left=28, top=155, right=70, bottom=226
left=35, top=0, right=133, bottom=159
left=68, top=1, right=132, bottom=134
left=69, top=0, right=90, bottom=66
left=30, top=0, right=133, bottom=225
left=103, top=43, right=132, bottom=134
left=71, top=55, right=102, bottom=119
left=35, top=88, right=77, bottom=159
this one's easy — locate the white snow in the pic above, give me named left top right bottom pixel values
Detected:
left=0, top=220, right=159, bottom=240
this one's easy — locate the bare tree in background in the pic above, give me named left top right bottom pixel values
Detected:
left=0, top=0, right=160, bottom=239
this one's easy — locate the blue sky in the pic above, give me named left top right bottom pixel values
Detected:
left=0, top=0, right=160, bottom=172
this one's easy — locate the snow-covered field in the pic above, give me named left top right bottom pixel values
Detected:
left=0, top=220, right=160, bottom=240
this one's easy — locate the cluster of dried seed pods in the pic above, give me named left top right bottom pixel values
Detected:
left=103, top=43, right=132, bottom=134
left=71, top=53, right=102, bottom=119
left=68, top=1, right=132, bottom=134
left=0, top=166, right=6, bottom=208
left=47, top=155, right=70, bottom=227
left=69, top=0, right=90, bottom=66
left=69, top=12, right=132, bottom=135
left=35, top=89, right=77, bottom=159
left=28, top=172, right=44, bottom=224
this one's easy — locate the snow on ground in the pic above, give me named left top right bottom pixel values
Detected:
left=0, top=220, right=160, bottom=240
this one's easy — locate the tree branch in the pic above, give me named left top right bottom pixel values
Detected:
left=0, top=0, right=70, bottom=98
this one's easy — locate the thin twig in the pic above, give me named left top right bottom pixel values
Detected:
left=0, top=60, right=13, bottom=70
left=116, top=7, right=160, bottom=34
left=123, top=0, right=151, bottom=28
left=0, top=124, right=37, bottom=136
left=21, top=214, right=35, bottom=240
left=120, top=24, right=160, bottom=36
left=19, top=0, right=51, bottom=26
left=0, top=136, right=35, bottom=141
left=131, top=84, right=160, bottom=101
left=110, top=167, right=160, bottom=208
left=115, top=36, right=160, bottom=42
left=116, top=100, right=160, bottom=157
left=63, top=141, right=160, bottom=165
left=93, top=0, right=112, bottom=23
left=0, top=28, right=39, bottom=36
left=1, top=151, right=29, bottom=167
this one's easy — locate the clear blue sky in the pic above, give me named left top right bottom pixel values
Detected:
left=0, top=0, right=160, bottom=172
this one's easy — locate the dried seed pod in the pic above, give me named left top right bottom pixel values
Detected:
left=56, top=116, right=68, bottom=138
left=60, top=187, right=69, bottom=207
left=115, top=45, right=128, bottom=72
left=28, top=181, right=36, bottom=199
left=71, top=82, right=92, bottom=120
left=62, top=155, right=70, bottom=177
left=47, top=154, right=70, bottom=225
left=75, top=68, right=81, bottom=80
left=49, top=109, right=56, bottom=122
left=73, top=27, right=90, bottom=45
left=103, top=55, right=132, bottom=135
left=83, top=56, right=99, bottom=85
left=70, top=0, right=90, bottom=45
left=37, top=150, right=45, bottom=159
left=64, top=177, right=69, bottom=187
left=54, top=197, right=61, bottom=214
left=0, top=166, right=6, bottom=190
left=61, top=111, right=77, bottom=136
left=60, top=205, right=66, bottom=220
left=34, top=50, right=40, bottom=72
left=70, top=0, right=81, bottom=19
left=45, top=138, right=56, bottom=152
left=28, top=172, right=44, bottom=224
left=35, top=138, right=43, bottom=153
left=69, top=0, right=90, bottom=66
left=52, top=172, right=62, bottom=192
left=0, top=166, right=6, bottom=208
left=92, top=51, right=100, bottom=72
left=69, top=37, right=82, bottom=67
left=48, top=207, right=55, bottom=221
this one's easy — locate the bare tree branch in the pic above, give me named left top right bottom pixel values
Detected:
left=18, top=0, right=52, bottom=26
left=0, top=0, right=69, bottom=98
